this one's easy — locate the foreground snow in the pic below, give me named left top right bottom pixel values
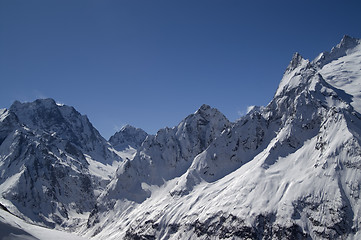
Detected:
left=0, top=208, right=85, bottom=240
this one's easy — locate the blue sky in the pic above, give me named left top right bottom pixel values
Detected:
left=1, top=0, right=360, bottom=139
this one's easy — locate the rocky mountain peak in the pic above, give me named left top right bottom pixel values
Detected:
left=109, top=125, right=148, bottom=151
left=337, top=34, right=359, bottom=50
left=275, top=53, right=312, bottom=97
left=313, top=35, right=361, bottom=68
left=9, top=98, right=63, bottom=130
left=100, top=104, right=231, bottom=204
left=176, top=104, right=231, bottom=148
left=11, top=98, right=57, bottom=109
left=195, top=104, right=211, bottom=113
left=285, top=52, right=305, bottom=73
left=2, top=36, right=361, bottom=240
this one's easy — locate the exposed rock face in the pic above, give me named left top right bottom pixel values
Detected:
left=1, top=36, right=361, bottom=240
left=88, top=36, right=361, bottom=240
left=313, top=35, right=360, bottom=68
left=0, top=99, right=120, bottom=228
left=100, top=104, right=231, bottom=203
left=109, top=125, right=148, bottom=151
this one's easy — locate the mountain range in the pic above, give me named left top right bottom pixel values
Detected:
left=1, top=35, right=361, bottom=239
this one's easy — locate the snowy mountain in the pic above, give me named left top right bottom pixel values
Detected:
left=84, top=35, right=361, bottom=239
left=315, top=35, right=361, bottom=114
left=1, top=35, right=361, bottom=239
left=108, top=124, right=148, bottom=163
left=98, top=104, right=231, bottom=204
left=109, top=125, right=148, bottom=151
left=0, top=99, right=123, bottom=230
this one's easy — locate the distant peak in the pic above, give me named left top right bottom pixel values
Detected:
left=10, top=98, right=58, bottom=111
left=10, top=100, right=21, bottom=109
left=14, top=98, right=56, bottom=105
left=338, top=35, right=359, bottom=49
left=313, top=35, right=360, bottom=68
left=120, top=124, right=134, bottom=131
left=119, top=124, right=147, bottom=134
left=293, top=52, right=302, bottom=58
left=341, top=34, right=353, bottom=41
left=35, top=98, right=57, bottom=106
left=194, top=104, right=217, bottom=116
left=285, top=52, right=305, bottom=73
left=199, top=104, right=211, bottom=111
left=109, top=124, right=148, bottom=150
left=36, top=98, right=56, bottom=102
left=275, top=53, right=311, bottom=97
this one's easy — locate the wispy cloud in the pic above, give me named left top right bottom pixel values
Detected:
left=237, top=110, right=245, bottom=117
left=237, top=105, right=256, bottom=118
left=33, top=90, right=48, bottom=100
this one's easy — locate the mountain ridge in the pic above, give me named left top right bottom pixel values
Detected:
left=1, top=35, right=361, bottom=239
left=85, top=35, right=361, bottom=239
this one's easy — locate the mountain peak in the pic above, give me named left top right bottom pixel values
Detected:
left=313, top=35, right=360, bottom=68
left=193, top=104, right=226, bottom=120
left=275, top=53, right=310, bottom=97
left=9, top=98, right=64, bottom=131
left=337, top=34, right=359, bottom=49
left=119, top=124, right=144, bottom=133
left=120, top=124, right=133, bottom=130
left=2, top=36, right=361, bottom=240
left=195, top=104, right=211, bottom=114
left=10, top=98, right=57, bottom=111
left=109, top=124, right=148, bottom=151
left=285, top=52, right=306, bottom=73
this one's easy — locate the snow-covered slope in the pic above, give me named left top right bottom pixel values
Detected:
left=0, top=206, right=86, bottom=240
left=315, top=35, right=361, bottom=114
left=1, top=35, right=361, bottom=240
left=83, top=36, right=361, bottom=240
